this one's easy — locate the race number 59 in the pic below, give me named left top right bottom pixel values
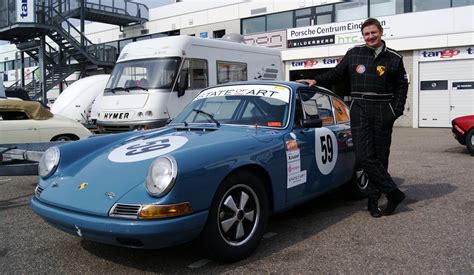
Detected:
left=315, top=128, right=338, bottom=175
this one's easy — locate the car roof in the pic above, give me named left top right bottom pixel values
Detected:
left=0, top=99, right=53, bottom=120
left=202, top=80, right=338, bottom=97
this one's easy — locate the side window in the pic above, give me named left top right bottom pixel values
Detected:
left=331, top=97, right=350, bottom=124
left=217, top=61, right=247, bottom=84
left=315, top=94, right=334, bottom=126
left=0, top=111, right=29, bottom=120
left=299, top=91, right=335, bottom=126
left=182, top=59, right=208, bottom=89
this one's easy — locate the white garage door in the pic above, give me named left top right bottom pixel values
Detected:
left=419, top=59, right=474, bottom=127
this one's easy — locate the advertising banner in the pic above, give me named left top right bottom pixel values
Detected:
left=419, top=46, right=474, bottom=62
left=289, top=56, right=343, bottom=70
left=244, top=30, right=287, bottom=49
left=286, top=19, right=391, bottom=49
left=16, top=0, right=35, bottom=23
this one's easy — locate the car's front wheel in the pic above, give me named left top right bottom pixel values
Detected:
left=200, top=171, right=269, bottom=262
left=52, top=135, right=77, bottom=141
left=465, top=129, right=474, bottom=155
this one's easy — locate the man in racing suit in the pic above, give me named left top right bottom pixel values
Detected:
left=297, top=18, right=408, bottom=217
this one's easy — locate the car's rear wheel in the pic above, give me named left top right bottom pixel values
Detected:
left=200, top=171, right=268, bottom=262
left=342, top=166, right=369, bottom=199
left=465, top=129, right=474, bottom=155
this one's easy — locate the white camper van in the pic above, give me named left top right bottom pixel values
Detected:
left=97, top=35, right=282, bottom=133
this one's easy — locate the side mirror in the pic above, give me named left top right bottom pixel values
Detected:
left=302, top=116, right=323, bottom=128
left=177, top=70, right=189, bottom=97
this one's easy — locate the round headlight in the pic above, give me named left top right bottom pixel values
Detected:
left=145, top=110, right=153, bottom=117
left=137, top=112, right=144, bottom=118
left=145, top=156, right=177, bottom=197
left=38, top=147, right=60, bottom=178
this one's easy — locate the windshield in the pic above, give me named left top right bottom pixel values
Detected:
left=105, top=57, right=180, bottom=93
left=172, top=84, right=291, bottom=128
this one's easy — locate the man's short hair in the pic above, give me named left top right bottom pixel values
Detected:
left=361, top=18, right=383, bottom=33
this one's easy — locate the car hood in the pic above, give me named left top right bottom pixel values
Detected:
left=39, top=125, right=282, bottom=216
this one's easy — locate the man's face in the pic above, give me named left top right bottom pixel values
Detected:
left=362, top=24, right=383, bottom=48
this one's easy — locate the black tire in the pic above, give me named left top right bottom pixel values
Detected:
left=200, top=171, right=269, bottom=262
left=465, top=129, right=474, bottom=155
left=342, top=166, right=370, bottom=200
left=52, top=135, right=75, bottom=141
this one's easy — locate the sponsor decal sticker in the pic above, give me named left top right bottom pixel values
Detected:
left=286, top=140, right=298, bottom=151
left=194, top=85, right=290, bottom=103
left=287, top=171, right=307, bottom=188
left=108, top=135, right=188, bottom=163
left=286, top=149, right=300, bottom=162
left=355, top=64, right=365, bottom=74
left=376, top=66, right=385, bottom=76
left=287, top=161, right=301, bottom=174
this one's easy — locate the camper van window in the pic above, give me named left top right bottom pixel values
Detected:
left=217, top=61, right=247, bottom=84
left=181, top=59, right=208, bottom=90
left=105, top=58, right=180, bottom=93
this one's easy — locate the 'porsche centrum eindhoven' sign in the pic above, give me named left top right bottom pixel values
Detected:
left=286, top=19, right=390, bottom=49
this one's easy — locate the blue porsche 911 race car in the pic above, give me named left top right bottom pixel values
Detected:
left=31, top=81, right=368, bottom=262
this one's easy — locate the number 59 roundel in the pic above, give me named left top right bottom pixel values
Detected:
left=315, top=128, right=338, bottom=175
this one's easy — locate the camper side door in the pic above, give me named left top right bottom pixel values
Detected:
left=167, top=58, right=209, bottom=119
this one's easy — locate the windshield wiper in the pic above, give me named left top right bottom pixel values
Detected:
left=192, top=109, right=220, bottom=126
left=105, top=87, right=130, bottom=94
left=126, top=86, right=148, bottom=91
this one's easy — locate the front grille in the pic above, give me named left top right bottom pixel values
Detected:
left=109, top=203, right=141, bottom=219
left=102, top=125, right=134, bottom=133
left=35, top=185, right=44, bottom=197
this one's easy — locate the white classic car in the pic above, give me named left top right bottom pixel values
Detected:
left=0, top=100, right=91, bottom=144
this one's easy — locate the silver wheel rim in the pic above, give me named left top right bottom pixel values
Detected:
left=356, top=169, right=369, bottom=190
left=217, top=184, right=260, bottom=246
left=471, top=135, right=474, bottom=146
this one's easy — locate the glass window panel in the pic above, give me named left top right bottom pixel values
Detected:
left=217, top=61, right=247, bottom=84
left=106, top=58, right=180, bottom=91
left=335, top=0, right=368, bottom=21
left=331, top=97, right=350, bottom=124
left=315, top=94, right=334, bottom=126
left=242, top=16, right=265, bottom=35
left=370, top=0, right=404, bottom=16
left=190, top=59, right=208, bottom=89
left=5, top=61, right=14, bottom=71
left=295, top=8, right=311, bottom=16
left=452, top=0, right=474, bottom=7
left=413, top=0, right=450, bottom=12
left=316, top=5, right=333, bottom=13
left=118, top=38, right=133, bottom=52
left=316, top=14, right=332, bottom=25
left=135, top=35, right=151, bottom=41
left=296, top=17, right=311, bottom=27
left=267, top=11, right=293, bottom=31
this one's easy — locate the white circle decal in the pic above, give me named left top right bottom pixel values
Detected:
left=108, top=135, right=188, bottom=163
left=315, top=128, right=338, bottom=175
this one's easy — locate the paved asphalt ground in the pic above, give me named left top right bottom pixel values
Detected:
left=0, top=128, right=472, bottom=273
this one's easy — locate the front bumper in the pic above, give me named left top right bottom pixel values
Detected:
left=451, top=123, right=466, bottom=145
left=31, top=196, right=208, bottom=249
